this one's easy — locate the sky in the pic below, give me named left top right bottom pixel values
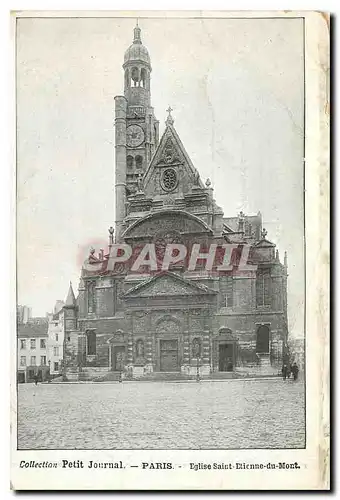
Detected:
left=16, top=16, right=305, bottom=336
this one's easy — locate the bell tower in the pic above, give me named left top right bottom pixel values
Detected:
left=114, top=22, right=159, bottom=241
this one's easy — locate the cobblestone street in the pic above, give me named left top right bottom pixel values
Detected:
left=17, top=379, right=305, bottom=450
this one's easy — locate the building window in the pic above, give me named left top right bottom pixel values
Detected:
left=40, top=356, right=46, bottom=366
left=135, top=155, right=143, bottom=169
left=131, top=66, right=139, bottom=86
left=53, top=347, right=59, bottom=357
left=256, top=325, right=270, bottom=353
left=226, top=276, right=233, bottom=307
left=40, top=339, right=46, bottom=349
left=87, top=331, right=96, bottom=356
left=30, top=339, right=36, bottom=350
left=162, top=168, right=178, bottom=192
left=20, top=356, right=26, bottom=366
left=87, top=282, right=96, bottom=313
left=127, top=155, right=134, bottom=169
left=54, top=362, right=59, bottom=372
left=20, top=339, right=26, bottom=350
left=55, top=333, right=59, bottom=342
left=256, top=269, right=271, bottom=307
left=30, top=356, right=36, bottom=366
left=140, top=68, right=146, bottom=88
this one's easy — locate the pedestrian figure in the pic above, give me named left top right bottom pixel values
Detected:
left=287, top=365, right=292, bottom=379
left=34, top=375, right=38, bottom=386
left=291, top=362, right=299, bottom=381
left=281, top=364, right=288, bottom=380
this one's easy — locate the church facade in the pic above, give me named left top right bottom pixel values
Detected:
left=63, top=25, right=289, bottom=380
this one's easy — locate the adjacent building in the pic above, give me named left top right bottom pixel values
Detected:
left=17, top=320, right=49, bottom=383
left=47, top=300, right=65, bottom=376
left=62, top=25, right=289, bottom=380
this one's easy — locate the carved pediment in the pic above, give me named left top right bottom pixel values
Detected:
left=122, top=272, right=217, bottom=299
left=142, top=122, right=205, bottom=199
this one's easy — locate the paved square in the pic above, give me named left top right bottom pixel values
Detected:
left=17, top=379, right=305, bottom=449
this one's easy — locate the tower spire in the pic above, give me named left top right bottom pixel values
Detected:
left=133, top=21, right=142, bottom=44
left=65, top=281, right=76, bottom=307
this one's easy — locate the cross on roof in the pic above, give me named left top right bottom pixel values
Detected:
left=165, top=106, right=174, bottom=125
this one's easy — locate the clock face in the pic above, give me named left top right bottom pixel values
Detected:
left=126, top=125, right=145, bottom=147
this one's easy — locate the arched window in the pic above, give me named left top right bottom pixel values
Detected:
left=131, top=67, right=139, bottom=87
left=125, top=69, right=130, bottom=88
left=256, top=325, right=270, bottom=353
left=140, top=68, right=146, bottom=88
left=256, top=269, right=271, bottom=307
left=135, top=155, right=143, bottom=169
left=127, top=155, right=133, bottom=169
left=192, top=338, right=202, bottom=358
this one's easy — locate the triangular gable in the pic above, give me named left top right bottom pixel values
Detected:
left=122, top=271, right=216, bottom=299
left=143, top=123, right=205, bottom=194
left=254, top=238, right=275, bottom=248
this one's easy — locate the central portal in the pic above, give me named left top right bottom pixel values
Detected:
left=160, top=339, right=179, bottom=372
left=218, top=343, right=234, bottom=372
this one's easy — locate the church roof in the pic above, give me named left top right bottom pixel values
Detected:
left=17, top=322, right=48, bottom=338
left=65, top=282, right=76, bottom=307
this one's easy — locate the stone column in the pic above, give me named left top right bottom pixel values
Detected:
left=145, top=336, right=153, bottom=373
left=181, top=331, right=190, bottom=375
left=202, top=330, right=211, bottom=375
left=127, top=334, right=133, bottom=365
left=114, top=96, right=127, bottom=242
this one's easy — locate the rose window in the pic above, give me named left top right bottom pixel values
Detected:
left=162, top=168, right=178, bottom=191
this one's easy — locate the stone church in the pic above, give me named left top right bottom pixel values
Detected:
left=63, top=25, right=289, bottom=380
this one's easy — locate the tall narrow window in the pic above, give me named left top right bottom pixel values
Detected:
left=226, top=276, right=233, bottom=307
left=256, top=269, right=271, bottom=307
left=30, top=339, right=36, bottom=350
left=30, top=356, right=36, bottom=366
left=131, top=67, right=139, bottom=87
left=127, top=155, right=134, bottom=169
left=88, top=281, right=96, bottom=313
left=135, top=155, right=143, bottom=169
left=140, top=68, right=146, bottom=88
left=87, top=331, right=96, bottom=355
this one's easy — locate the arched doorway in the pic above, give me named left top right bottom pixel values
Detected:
left=256, top=325, right=270, bottom=353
